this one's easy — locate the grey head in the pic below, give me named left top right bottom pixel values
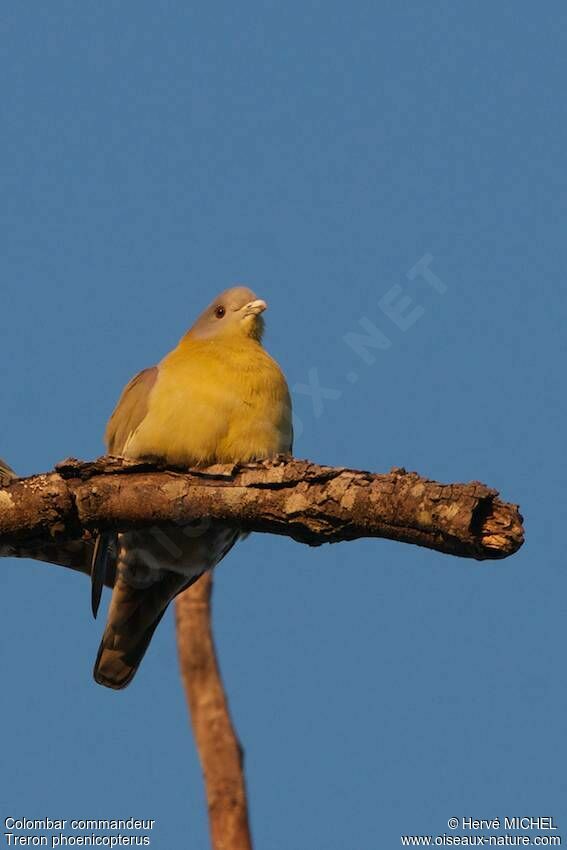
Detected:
left=187, top=286, right=267, bottom=343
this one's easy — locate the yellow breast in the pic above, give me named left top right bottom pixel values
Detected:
left=124, top=337, right=292, bottom=465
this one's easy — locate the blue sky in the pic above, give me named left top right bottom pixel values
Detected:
left=1, top=3, right=566, bottom=848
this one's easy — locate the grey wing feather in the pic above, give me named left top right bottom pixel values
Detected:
left=90, top=366, right=158, bottom=617
left=106, top=366, right=158, bottom=456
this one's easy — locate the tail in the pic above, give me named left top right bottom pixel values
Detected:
left=93, top=569, right=202, bottom=689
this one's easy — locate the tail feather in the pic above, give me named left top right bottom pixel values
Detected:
left=93, top=570, right=202, bottom=689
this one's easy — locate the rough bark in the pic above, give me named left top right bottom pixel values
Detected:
left=0, top=455, right=524, bottom=573
left=176, top=573, right=253, bottom=850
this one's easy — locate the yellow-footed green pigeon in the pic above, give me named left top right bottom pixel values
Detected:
left=92, top=287, right=292, bottom=689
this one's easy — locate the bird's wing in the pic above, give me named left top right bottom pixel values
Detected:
left=91, top=366, right=159, bottom=618
left=106, top=366, right=159, bottom=455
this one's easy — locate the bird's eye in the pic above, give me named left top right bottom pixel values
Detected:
left=214, top=305, right=226, bottom=319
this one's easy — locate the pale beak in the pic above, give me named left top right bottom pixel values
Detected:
left=243, top=299, right=268, bottom=316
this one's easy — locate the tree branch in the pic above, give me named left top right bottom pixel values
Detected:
left=0, top=455, right=524, bottom=572
left=176, top=573, right=253, bottom=850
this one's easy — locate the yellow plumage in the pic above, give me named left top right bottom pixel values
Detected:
left=124, top=336, right=291, bottom=465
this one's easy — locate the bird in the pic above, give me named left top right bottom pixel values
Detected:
left=91, top=286, right=293, bottom=689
